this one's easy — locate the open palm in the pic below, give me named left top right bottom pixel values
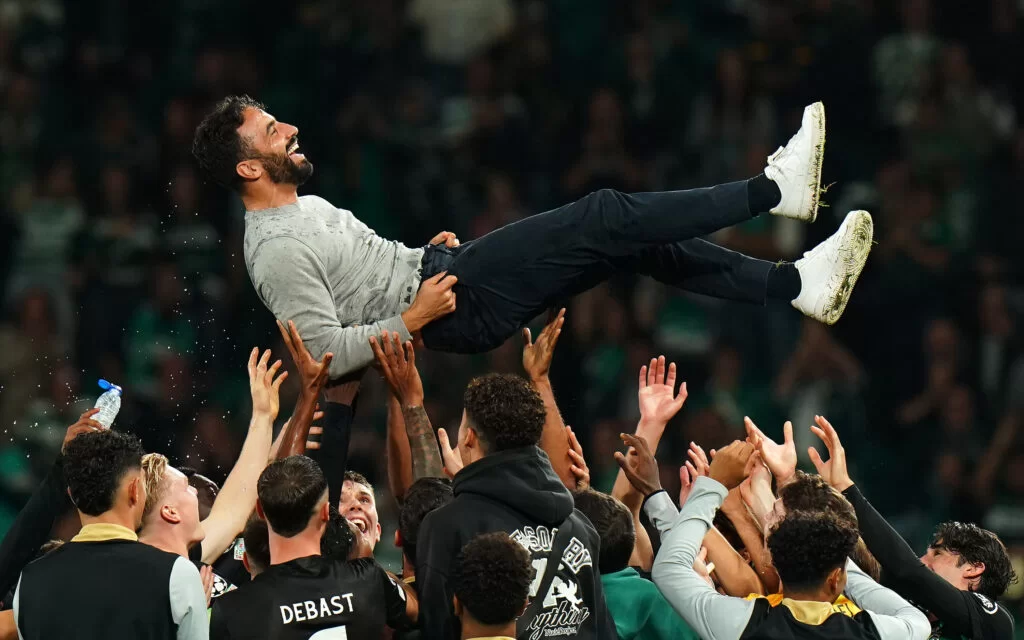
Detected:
left=744, top=416, right=797, bottom=486
left=638, top=356, right=688, bottom=426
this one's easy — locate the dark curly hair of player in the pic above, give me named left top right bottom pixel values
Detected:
left=572, top=488, right=635, bottom=574
left=463, top=373, right=546, bottom=452
left=322, top=506, right=357, bottom=562
left=768, top=510, right=859, bottom=592
left=399, top=477, right=453, bottom=565
left=930, top=521, right=1018, bottom=598
left=63, top=430, right=145, bottom=516
left=258, top=455, right=328, bottom=537
left=192, top=95, right=264, bottom=190
left=451, top=532, right=535, bottom=626
left=778, top=471, right=881, bottom=581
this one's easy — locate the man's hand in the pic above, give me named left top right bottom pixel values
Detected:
left=694, top=546, right=716, bottom=589
left=437, top=428, right=464, bottom=479
left=277, top=320, right=333, bottom=394
left=566, top=426, right=589, bottom=490
left=369, top=332, right=424, bottom=407
left=248, top=348, right=287, bottom=420
left=63, top=409, right=104, bottom=453
left=708, top=440, right=755, bottom=490
left=613, top=433, right=662, bottom=497
left=401, top=272, right=457, bottom=333
left=200, top=565, right=215, bottom=607
left=522, top=308, right=565, bottom=381
left=637, top=356, right=688, bottom=431
left=686, top=441, right=711, bottom=480
left=808, top=415, right=854, bottom=492
left=744, top=417, right=797, bottom=487
left=429, top=231, right=460, bottom=248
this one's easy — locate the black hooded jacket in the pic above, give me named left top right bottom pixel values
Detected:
left=415, top=446, right=616, bottom=640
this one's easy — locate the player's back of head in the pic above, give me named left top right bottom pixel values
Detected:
left=257, top=455, right=328, bottom=537
left=463, top=373, right=546, bottom=454
left=398, top=477, right=453, bottom=566
left=451, top=532, right=535, bottom=629
left=571, top=488, right=635, bottom=574
left=768, top=510, right=859, bottom=597
left=63, top=430, right=145, bottom=517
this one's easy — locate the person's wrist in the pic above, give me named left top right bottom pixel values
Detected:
left=776, top=471, right=797, bottom=488
left=636, top=417, right=666, bottom=440
left=401, top=309, right=425, bottom=333
left=833, top=478, right=854, bottom=492
left=402, top=393, right=424, bottom=408
left=530, top=372, right=550, bottom=386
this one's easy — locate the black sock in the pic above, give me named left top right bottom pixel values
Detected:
left=766, top=262, right=801, bottom=300
left=747, top=173, right=782, bottom=215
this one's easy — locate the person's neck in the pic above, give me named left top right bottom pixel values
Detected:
left=460, top=616, right=516, bottom=640
left=79, top=509, right=137, bottom=533
left=783, top=586, right=836, bottom=604
left=241, top=182, right=299, bottom=212
left=401, top=555, right=415, bottom=580
left=269, top=528, right=322, bottom=565
left=137, top=524, right=189, bottom=558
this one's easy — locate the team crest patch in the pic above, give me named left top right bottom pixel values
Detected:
left=972, top=592, right=998, bottom=614
left=233, top=538, right=246, bottom=561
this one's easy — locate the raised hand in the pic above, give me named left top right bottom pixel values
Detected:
left=637, top=356, right=688, bottom=430
left=429, top=231, right=460, bottom=248
left=369, top=332, right=424, bottom=406
left=566, top=426, right=590, bottom=490
left=679, top=466, right=694, bottom=507
left=200, top=564, right=215, bottom=607
left=744, top=417, right=797, bottom=487
left=686, top=441, right=711, bottom=480
left=708, top=440, right=755, bottom=490
left=522, top=308, right=565, bottom=381
left=437, top=428, right=464, bottom=479
left=277, top=320, right=333, bottom=394
left=808, top=415, right=853, bottom=491
left=248, top=348, right=287, bottom=420
left=613, top=433, right=662, bottom=497
left=63, top=408, right=104, bottom=453
left=401, top=272, right=458, bottom=332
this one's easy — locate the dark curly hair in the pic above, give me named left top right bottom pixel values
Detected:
left=399, top=478, right=453, bottom=565
left=258, top=456, right=328, bottom=537
left=63, top=430, right=145, bottom=516
left=451, top=532, right=535, bottom=626
left=463, top=374, right=546, bottom=453
left=572, top=488, right=634, bottom=574
left=930, top=521, right=1018, bottom=598
left=322, top=506, right=357, bottom=562
left=768, top=510, right=859, bottom=592
left=192, top=95, right=264, bottom=191
left=778, top=471, right=881, bottom=581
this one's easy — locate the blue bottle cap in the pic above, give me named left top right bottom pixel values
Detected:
left=98, top=379, right=111, bottom=390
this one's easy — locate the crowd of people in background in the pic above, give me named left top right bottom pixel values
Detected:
left=0, top=0, right=1023, bottom=636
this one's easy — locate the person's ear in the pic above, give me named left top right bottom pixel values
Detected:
left=828, top=566, right=846, bottom=598
left=517, top=598, right=529, bottom=618
left=128, top=477, right=141, bottom=507
left=236, top=159, right=262, bottom=182
left=963, top=562, right=985, bottom=582
left=255, top=500, right=266, bottom=521
left=320, top=501, right=330, bottom=522
left=394, top=530, right=403, bottom=548
left=464, top=426, right=478, bottom=450
left=160, top=504, right=181, bottom=525
left=453, top=595, right=463, bottom=617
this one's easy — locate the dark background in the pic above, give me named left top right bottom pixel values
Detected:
left=0, top=0, right=1021, bottom=621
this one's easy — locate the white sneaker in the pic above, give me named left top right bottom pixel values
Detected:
left=764, top=101, right=825, bottom=222
left=792, top=210, right=873, bottom=325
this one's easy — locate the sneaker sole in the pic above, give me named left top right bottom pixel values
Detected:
left=822, top=210, right=873, bottom=325
left=804, top=101, right=825, bottom=223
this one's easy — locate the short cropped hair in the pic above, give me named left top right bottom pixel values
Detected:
left=192, top=95, right=264, bottom=190
left=463, top=374, right=546, bottom=453
left=399, top=478, right=453, bottom=565
left=768, top=511, right=859, bottom=593
left=451, top=533, right=535, bottom=626
left=572, top=489, right=634, bottom=574
left=931, top=521, right=1017, bottom=598
left=344, top=470, right=374, bottom=494
left=141, top=453, right=170, bottom=520
left=243, top=515, right=270, bottom=575
left=64, top=430, right=145, bottom=516
left=257, top=456, right=328, bottom=537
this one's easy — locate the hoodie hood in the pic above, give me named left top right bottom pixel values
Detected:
left=452, top=446, right=573, bottom=527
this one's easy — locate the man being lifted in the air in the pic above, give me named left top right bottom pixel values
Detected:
left=193, top=96, right=872, bottom=379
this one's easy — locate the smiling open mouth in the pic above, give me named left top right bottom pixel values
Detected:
left=288, top=140, right=302, bottom=157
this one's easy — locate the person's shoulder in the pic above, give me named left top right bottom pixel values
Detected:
left=967, top=591, right=1015, bottom=634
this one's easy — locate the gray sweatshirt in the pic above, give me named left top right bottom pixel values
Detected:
left=244, top=195, right=425, bottom=378
left=647, top=478, right=932, bottom=640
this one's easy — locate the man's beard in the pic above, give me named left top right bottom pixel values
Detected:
left=260, top=151, right=314, bottom=186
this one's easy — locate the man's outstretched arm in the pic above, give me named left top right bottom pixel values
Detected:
left=251, top=237, right=455, bottom=378
left=522, top=309, right=573, bottom=488
left=199, top=348, right=284, bottom=564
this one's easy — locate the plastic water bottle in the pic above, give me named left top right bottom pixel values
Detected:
left=94, top=379, right=123, bottom=429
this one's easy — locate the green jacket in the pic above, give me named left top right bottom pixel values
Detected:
left=601, top=568, right=700, bottom=640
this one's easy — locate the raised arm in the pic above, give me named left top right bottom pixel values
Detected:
left=808, top=415, right=985, bottom=637
left=522, top=309, right=573, bottom=488
left=199, top=348, right=284, bottom=564
left=307, top=379, right=360, bottom=508
left=612, top=356, right=688, bottom=570
left=648, top=442, right=757, bottom=640
left=385, top=393, right=414, bottom=503
left=0, top=413, right=100, bottom=601
left=371, top=332, right=445, bottom=484
left=275, top=320, right=333, bottom=458
left=843, top=560, right=931, bottom=640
